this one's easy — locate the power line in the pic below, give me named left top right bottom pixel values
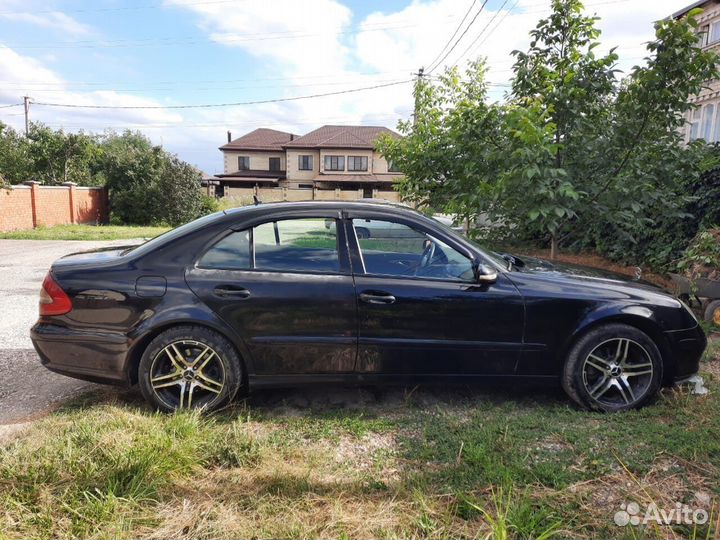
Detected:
left=30, top=80, right=413, bottom=110
left=3, top=16, right=460, bottom=50
left=427, top=0, right=490, bottom=74
left=32, top=110, right=416, bottom=130
left=3, top=77, right=407, bottom=94
left=425, top=0, right=479, bottom=73
left=0, top=103, right=23, bottom=109
left=0, top=0, right=249, bottom=16
left=451, top=0, right=514, bottom=67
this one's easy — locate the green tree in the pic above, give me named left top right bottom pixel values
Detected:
left=100, top=130, right=204, bottom=226
left=379, top=60, right=507, bottom=227
left=0, top=122, right=32, bottom=183
left=380, top=0, right=718, bottom=260
left=25, top=123, right=102, bottom=185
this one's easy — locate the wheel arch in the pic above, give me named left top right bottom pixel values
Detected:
left=559, top=310, right=675, bottom=385
left=125, top=314, right=251, bottom=386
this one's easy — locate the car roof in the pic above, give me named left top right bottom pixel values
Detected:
left=222, top=198, right=418, bottom=217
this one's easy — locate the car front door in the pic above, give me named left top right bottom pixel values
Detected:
left=347, top=214, right=525, bottom=376
left=185, top=213, right=357, bottom=376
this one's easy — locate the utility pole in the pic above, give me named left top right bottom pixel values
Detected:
left=413, top=67, right=425, bottom=126
left=23, top=96, right=31, bottom=135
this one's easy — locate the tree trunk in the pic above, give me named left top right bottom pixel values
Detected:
left=550, top=234, right=559, bottom=260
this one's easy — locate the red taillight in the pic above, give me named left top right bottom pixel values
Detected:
left=39, top=272, right=72, bottom=316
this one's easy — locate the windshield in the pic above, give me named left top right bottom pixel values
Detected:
left=122, top=211, right=225, bottom=257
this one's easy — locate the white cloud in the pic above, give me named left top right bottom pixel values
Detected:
left=0, top=0, right=698, bottom=173
left=0, top=11, right=93, bottom=37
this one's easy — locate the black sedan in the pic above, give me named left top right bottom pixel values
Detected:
left=31, top=201, right=706, bottom=412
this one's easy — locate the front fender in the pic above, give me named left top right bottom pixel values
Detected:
left=558, top=302, right=672, bottom=372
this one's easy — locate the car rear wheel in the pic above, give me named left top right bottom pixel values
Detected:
left=355, top=227, right=370, bottom=239
left=562, top=323, right=663, bottom=412
left=138, top=325, right=243, bottom=412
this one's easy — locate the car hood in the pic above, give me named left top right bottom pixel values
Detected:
left=512, top=255, right=664, bottom=292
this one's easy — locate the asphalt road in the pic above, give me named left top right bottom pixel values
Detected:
left=0, top=239, right=138, bottom=424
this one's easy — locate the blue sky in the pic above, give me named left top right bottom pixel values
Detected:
left=0, top=0, right=693, bottom=173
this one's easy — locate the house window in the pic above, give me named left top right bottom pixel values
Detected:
left=713, top=104, right=720, bottom=143
left=298, top=155, right=313, bottom=171
left=299, top=183, right=313, bottom=189
left=689, top=108, right=702, bottom=141
left=269, top=157, right=281, bottom=171
left=347, top=156, right=368, bottom=171
left=387, top=160, right=401, bottom=173
left=702, top=104, right=715, bottom=140
left=238, top=156, right=250, bottom=170
left=698, top=24, right=710, bottom=46
left=324, top=155, right=345, bottom=171
left=710, top=22, right=720, bottom=45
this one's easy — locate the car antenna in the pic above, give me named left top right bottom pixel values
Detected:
left=253, top=195, right=262, bottom=205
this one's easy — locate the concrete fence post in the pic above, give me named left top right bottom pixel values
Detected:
left=63, top=182, right=77, bottom=224
left=23, top=180, right=40, bottom=228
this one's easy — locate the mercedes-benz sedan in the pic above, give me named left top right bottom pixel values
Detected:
left=31, top=201, right=706, bottom=412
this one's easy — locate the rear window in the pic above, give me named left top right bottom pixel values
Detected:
left=198, top=217, right=339, bottom=274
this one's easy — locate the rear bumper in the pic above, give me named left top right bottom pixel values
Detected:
left=664, top=324, right=707, bottom=383
left=31, top=322, right=131, bottom=385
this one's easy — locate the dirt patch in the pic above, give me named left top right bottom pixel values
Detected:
left=0, top=422, right=31, bottom=444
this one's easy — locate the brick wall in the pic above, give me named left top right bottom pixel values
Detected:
left=0, top=182, right=108, bottom=232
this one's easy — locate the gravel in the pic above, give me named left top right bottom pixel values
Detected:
left=0, top=239, right=139, bottom=424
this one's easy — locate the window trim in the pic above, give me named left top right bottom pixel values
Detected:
left=237, top=156, right=250, bottom=170
left=298, top=154, right=313, bottom=171
left=347, top=155, right=368, bottom=172
left=195, top=214, right=351, bottom=275
left=269, top=157, right=281, bottom=171
left=387, top=160, right=401, bottom=173
left=324, top=155, right=345, bottom=171
left=347, top=217, right=477, bottom=284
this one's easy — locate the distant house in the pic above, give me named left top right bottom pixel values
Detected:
left=217, top=125, right=403, bottom=199
left=672, top=0, right=720, bottom=142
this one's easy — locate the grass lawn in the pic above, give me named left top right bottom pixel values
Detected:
left=1, top=342, right=719, bottom=539
left=0, top=224, right=170, bottom=241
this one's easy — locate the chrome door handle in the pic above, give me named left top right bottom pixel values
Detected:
left=213, top=286, right=251, bottom=299
left=359, top=291, right=396, bottom=305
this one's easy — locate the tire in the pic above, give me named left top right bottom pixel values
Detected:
left=138, top=325, right=243, bottom=412
left=704, top=300, right=720, bottom=327
left=561, top=323, right=663, bottom=412
left=356, top=227, right=370, bottom=239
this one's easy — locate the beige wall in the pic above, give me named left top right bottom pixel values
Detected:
left=222, top=150, right=286, bottom=173
left=220, top=186, right=401, bottom=204
left=286, top=149, right=320, bottom=181
left=684, top=1, right=720, bottom=143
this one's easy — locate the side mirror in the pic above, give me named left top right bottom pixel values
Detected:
left=473, top=261, right=498, bottom=284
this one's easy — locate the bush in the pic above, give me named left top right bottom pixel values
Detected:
left=101, top=131, right=204, bottom=226
left=199, top=193, right=220, bottom=215
left=677, top=228, right=720, bottom=281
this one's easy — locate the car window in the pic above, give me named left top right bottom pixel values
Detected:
left=254, top=218, right=339, bottom=273
left=352, top=219, right=474, bottom=281
left=198, top=229, right=251, bottom=270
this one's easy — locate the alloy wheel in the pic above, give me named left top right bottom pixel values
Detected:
left=582, top=338, right=654, bottom=408
left=149, top=339, right=226, bottom=410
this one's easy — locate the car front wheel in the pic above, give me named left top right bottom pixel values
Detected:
left=562, top=323, right=663, bottom=412
left=138, top=325, right=243, bottom=412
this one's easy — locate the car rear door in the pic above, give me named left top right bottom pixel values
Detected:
left=345, top=212, right=525, bottom=376
left=185, top=211, right=357, bottom=376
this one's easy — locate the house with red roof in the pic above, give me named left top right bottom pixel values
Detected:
left=217, top=125, right=403, bottom=199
